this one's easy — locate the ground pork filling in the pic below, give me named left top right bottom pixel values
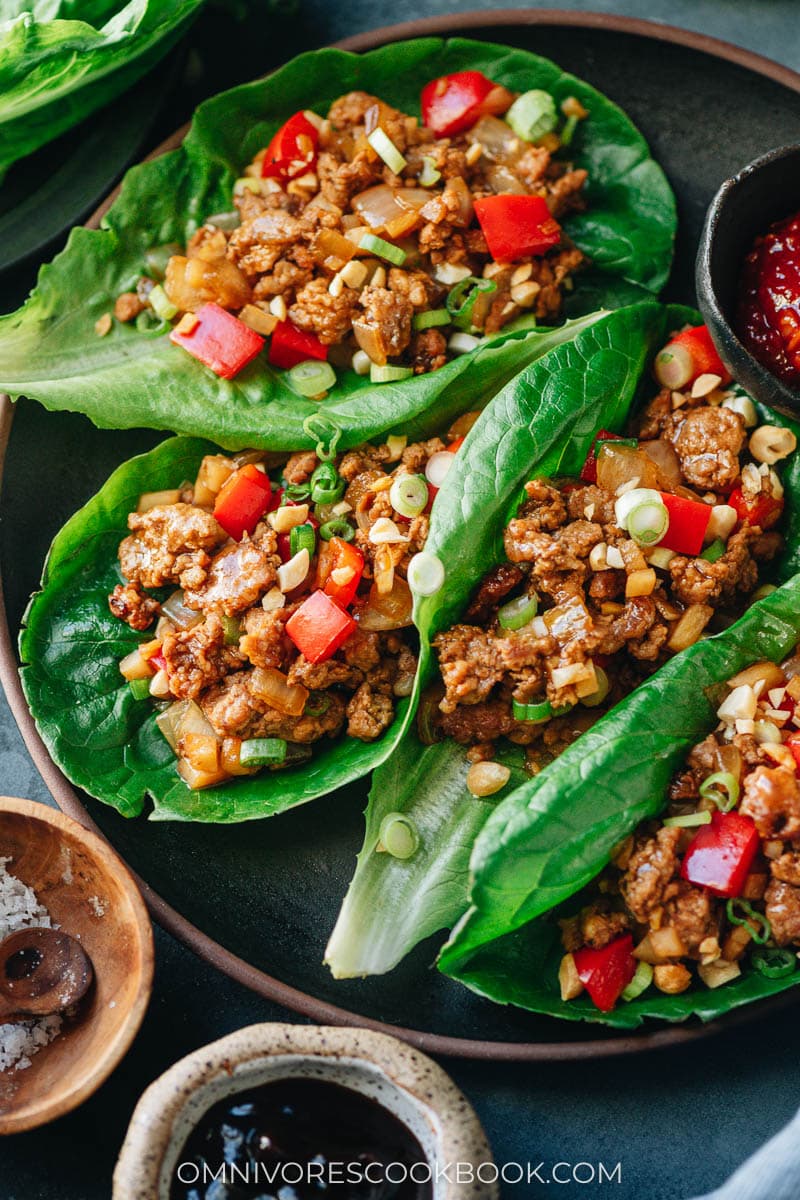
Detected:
left=428, top=377, right=794, bottom=780
left=108, top=425, right=471, bottom=789
left=114, top=84, right=590, bottom=382
left=558, top=650, right=800, bottom=1012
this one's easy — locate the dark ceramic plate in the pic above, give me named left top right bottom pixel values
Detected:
left=4, top=10, right=800, bottom=1061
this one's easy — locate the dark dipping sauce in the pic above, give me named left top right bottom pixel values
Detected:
left=737, top=210, right=800, bottom=388
left=171, top=1077, right=433, bottom=1200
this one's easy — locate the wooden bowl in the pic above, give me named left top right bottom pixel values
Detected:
left=0, top=797, right=153, bottom=1134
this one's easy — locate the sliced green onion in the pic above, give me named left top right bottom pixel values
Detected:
left=367, top=127, right=407, bottom=174
left=498, top=593, right=538, bottom=631
left=129, top=677, right=152, bottom=701
left=702, top=538, right=726, bottom=563
left=700, top=771, right=740, bottom=813
left=135, top=309, right=169, bottom=335
left=663, top=810, right=713, bottom=828
left=149, top=284, right=178, bottom=322
left=205, top=210, right=241, bottom=231
left=284, top=482, right=311, bottom=502
left=726, top=898, right=771, bottom=944
left=407, top=551, right=445, bottom=596
left=304, top=692, right=331, bottom=717
left=621, top=960, right=653, bottom=1002
left=370, top=363, right=414, bottom=383
left=412, top=309, right=450, bottom=332
left=560, top=114, right=579, bottom=146
left=419, top=155, right=441, bottom=187
left=310, top=462, right=345, bottom=506
left=145, top=243, right=181, bottom=279
left=359, top=232, right=407, bottom=266
left=654, top=343, right=693, bottom=390
left=581, top=666, right=610, bottom=708
left=751, top=945, right=797, bottom=979
left=389, top=474, right=428, bottom=518
left=288, top=360, right=337, bottom=398
left=506, top=89, right=558, bottom=143
left=290, top=523, right=316, bottom=557
left=614, top=487, right=669, bottom=546
left=302, top=413, right=342, bottom=462
left=378, top=813, right=419, bottom=860
left=221, top=615, right=241, bottom=646
left=446, top=276, right=497, bottom=331
left=448, top=332, right=481, bottom=355
left=239, top=737, right=287, bottom=767
left=512, top=698, right=552, bottom=722
left=320, top=518, right=355, bottom=542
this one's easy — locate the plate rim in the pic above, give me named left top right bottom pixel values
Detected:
left=3, top=7, right=800, bottom=1061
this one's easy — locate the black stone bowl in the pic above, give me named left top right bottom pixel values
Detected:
left=696, top=143, right=800, bottom=417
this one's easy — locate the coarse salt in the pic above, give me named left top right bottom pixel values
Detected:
left=0, top=858, right=62, bottom=1073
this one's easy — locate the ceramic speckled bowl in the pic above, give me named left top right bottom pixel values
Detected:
left=113, top=1023, right=497, bottom=1199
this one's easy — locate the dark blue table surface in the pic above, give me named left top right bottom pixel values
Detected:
left=2, top=4, right=800, bottom=1197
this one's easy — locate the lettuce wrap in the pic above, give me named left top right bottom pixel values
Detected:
left=325, top=303, right=800, bottom=979
left=0, top=36, right=675, bottom=451
left=18, top=313, right=601, bottom=823
left=0, top=0, right=203, bottom=181
left=438, top=576, right=800, bottom=1027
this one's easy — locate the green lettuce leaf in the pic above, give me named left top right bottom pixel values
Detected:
left=326, top=300, right=670, bottom=976
left=325, top=303, right=800, bottom=979
left=16, top=313, right=601, bottom=823
left=0, top=1, right=203, bottom=179
left=439, top=577, right=800, bottom=1025
left=0, top=36, right=675, bottom=450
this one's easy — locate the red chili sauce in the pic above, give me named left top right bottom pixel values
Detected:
left=737, top=211, right=800, bottom=388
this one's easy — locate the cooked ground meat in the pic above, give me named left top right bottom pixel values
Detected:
left=346, top=682, right=395, bottom=741
left=183, top=540, right=278, bottom=616
left=239, top=608, right=292, bottom=670
left=465, top=564, right=525, bottom=623
left=109, top=581, right=160, bottom=631
left=409, top=329, right=448, bottom=374
left=765, top=878, right=800, bottom=946
left=621, top=826, right=682, bottom=923
left=670, top=405, right=745, bottom=492
left=356, top=287, right=413, bottom=362
left=770, top=853, right=800, bottom=886
left=435, top=625, right=506, bottom=711
left=162, top=615, right=244, bottom=701
left=662, top=882, right=719, bottom=955
left=289, top=278, right=360, bottom=345
left=740, top=765, right=800, bottom=839
left=119, top=504, right=225, bottom=589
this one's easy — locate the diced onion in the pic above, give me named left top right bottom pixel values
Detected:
left=358, top=578, right=413, bottom=629
left=407, top=552, right=445, bottom=597
left=425, top=450, right=456, bottom=487
left=137, top=489, right=182, bottom=514
left=390, top=474, right=429, bottom=517
left=162, top=590, right=203, bottom=631
left=352, top=349, right=371, bottom=375
left=448, top=332, right=481, bottom=355
left=249, top=666, right=308, bottom=716
left=119, top=648, right=153, bottom=682
left=378, top=813, right=419, bottom=859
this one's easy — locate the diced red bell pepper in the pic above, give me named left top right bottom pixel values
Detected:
left=728, top=486, right=784, bottom=531
left=267, top=485, right=284, bottom=513
left=448, top=435, right=466, bottom=453
left=681, top=811, right=760, bottom=898
left=580, top=429, right=625, bottom=483
left=268, top=320, right=328, bottom=370
left=150, top=650, right=167, bottom=674
left=213, top=464, right=272, bottom=541
left=573, top=934, right=637, bottom=1013
left=420, top=70, right=507, bottom=136
left=785, top=732, right=800, bottom=773
left=261, top=111, right=319, bottom=180
left=658, top=492, right=712, bottom=557
left=317, top=537, right=365, bottom=608
left=474, top=194, right=561, bottom=262
left=667, top=325, right=732, bottom=385
left=170, top=303, right=265, bottom=380
left=286, top=589, right=357, bottom=664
